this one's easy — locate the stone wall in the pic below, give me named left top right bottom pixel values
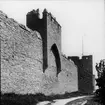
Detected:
left=59, top=55, right=78, bottom=93
left=0, top=11, right=43, bottom=94
left=47, top=12, right=61, bottom=75
left=1, top=11, right=78, bottom=95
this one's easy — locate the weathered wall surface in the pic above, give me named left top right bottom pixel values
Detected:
left=47, top=12, right=61, bottom=75
left=1, top=11, right=78, bottom=95
left=0, top=11, right=43, bottom=94
left=41, top=55, right=78, bottom=95
left=59, top=56, right=78, bottom=93
left=47, top=13, right=61, bottom=52
left=46, top=13, right=78, bottom=93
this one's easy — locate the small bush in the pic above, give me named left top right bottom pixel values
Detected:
left=95, top=59, right=105, bottom=105
left=1, top=93, right=45, bottom=105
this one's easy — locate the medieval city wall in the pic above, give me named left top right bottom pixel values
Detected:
left=0, top=11, right=43, bottom=94
left=1, top=11, right=78, bottom=95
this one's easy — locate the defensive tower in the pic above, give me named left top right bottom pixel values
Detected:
left=26, top=9, right=61, bottom=75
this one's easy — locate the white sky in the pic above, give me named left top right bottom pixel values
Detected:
left=0, top=0, right=105, bottom=76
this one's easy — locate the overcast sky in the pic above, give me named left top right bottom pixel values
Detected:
left=0, top=0, right=105, bottom=76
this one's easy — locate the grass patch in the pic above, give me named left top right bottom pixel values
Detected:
left=1, top=91, right=90, bottom=105
left=85, top=97, right=102, bottom=105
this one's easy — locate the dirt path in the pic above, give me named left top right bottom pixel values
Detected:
left=37, top=96, right=88, bottom=105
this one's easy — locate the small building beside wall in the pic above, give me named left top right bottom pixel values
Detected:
left=68, top=55, right=95, bottom=94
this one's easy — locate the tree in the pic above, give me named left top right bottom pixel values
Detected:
left=95, top=59, right=105, bottom=104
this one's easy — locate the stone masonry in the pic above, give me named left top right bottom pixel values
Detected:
left=1, top=9, right=78, bottom=95
left=68, top=55, right=95, bottom=93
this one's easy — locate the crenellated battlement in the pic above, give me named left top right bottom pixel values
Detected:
left=27, top=9, right=40, bottom=19
left=27, top=9, right=61, bottom=30
left=42, top=8, right=61, bottom=29
left=46, top=11, right=61, bottom=29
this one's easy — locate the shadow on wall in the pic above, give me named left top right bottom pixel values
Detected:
left=51, top=44, right=61, bottom=76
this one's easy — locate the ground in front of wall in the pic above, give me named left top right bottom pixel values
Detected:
left=65, top=96, right=102, bottom=105
left=1, top=92, right=102, bottom=105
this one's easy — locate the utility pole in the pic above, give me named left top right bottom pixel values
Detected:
left=82, top=34, right=86, bottom=56
left=82, top=34, right=84, bottom=56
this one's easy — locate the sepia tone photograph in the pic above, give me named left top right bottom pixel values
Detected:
left=0, top=0, right=105, bottom=105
